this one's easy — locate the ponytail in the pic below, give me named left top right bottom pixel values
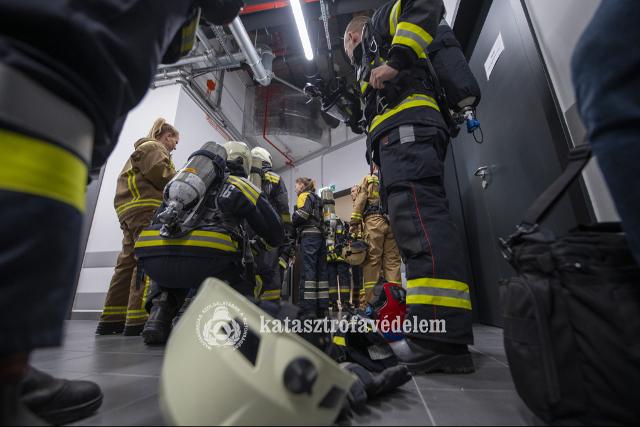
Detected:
left=296, top=177, right=316, bottom=193
left=147, top=118, right=178, bottom=140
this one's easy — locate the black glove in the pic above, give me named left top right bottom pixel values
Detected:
left=199, top=0, right=244, bottom=25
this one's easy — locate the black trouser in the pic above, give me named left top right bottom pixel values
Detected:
left=328, top=261, right=352, bottom=304
left=141, top=255, right=256, bottom=313
left=256, top=248, right=282, bottom=302
left=298, top=233, right=329, bottom=316
left=377, top=124, right=473, bottom=345
left=351, top=265, right=363, bottom=307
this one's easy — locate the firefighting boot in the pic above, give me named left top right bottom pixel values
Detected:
left=340, top=363, right=412, bottom=411
left=390, top=338, right=475, bottom=374
left=142, top=292, right=179, bottom=346
left=20, top=368, right=103, bottom=425
left=95, top=321, right=125, bottom=336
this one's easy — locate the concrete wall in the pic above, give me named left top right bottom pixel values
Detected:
left=524, top=0, right=618, bottom=221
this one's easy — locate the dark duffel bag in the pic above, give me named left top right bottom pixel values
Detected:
left=499, top=145, right=640, bottom=425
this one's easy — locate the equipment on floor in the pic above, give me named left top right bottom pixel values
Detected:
left=500, top=145, right=640, bottom=425
left=156, top=142, right=227, bottom=237
left=342, top=239, right=368, bottom=266
left=160, top=278, right=356, bottom=426
left=367, top=282, right=407, bottom=342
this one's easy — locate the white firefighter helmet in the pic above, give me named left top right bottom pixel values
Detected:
left=223, top=141, right=252, bottom=177
left=160, top=278, right=356, bottom=426
left=251, top=147, right=273, bottom=168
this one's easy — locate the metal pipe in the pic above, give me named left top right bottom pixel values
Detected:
left=272, top=75, right=306, bottom=95
left=229, top=17, right=273, bottom=86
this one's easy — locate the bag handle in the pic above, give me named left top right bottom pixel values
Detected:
left=520, top=144, right=592, bottom=228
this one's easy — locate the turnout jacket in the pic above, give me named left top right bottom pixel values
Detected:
left=114, top=137, right=175, bottom=222
left=363, top=0, right=448, bottom=145
left=351, top=174, right=382, bottom=225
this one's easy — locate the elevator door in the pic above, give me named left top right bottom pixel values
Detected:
left=452, top=0, right=580, bottom=326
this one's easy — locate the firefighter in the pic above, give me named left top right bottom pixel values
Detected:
left=350, top=185, right=364, bottom=307
left=138, top=141, right=285, bottom=345
left=343, top=0, right=475, bottom=374
left=292, top=178, right=329, bottom=318
left=351, top=165, right=402, bottom=305
left=0, top=1, right=244, bottom=423
left=327, top=218, right=353, bottom=311
left=96, top=118, right=178, bottom=337
left=250, top=147, right=294, bottom=302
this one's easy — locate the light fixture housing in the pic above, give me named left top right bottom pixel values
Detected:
left=290, top=0, right=314, bottom=61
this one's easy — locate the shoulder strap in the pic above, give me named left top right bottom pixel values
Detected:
left=520, top=144, right=592, bottom=228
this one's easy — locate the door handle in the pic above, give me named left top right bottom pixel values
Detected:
left=474, top=166, right=491, bottom=189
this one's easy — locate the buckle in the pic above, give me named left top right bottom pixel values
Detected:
left=376, top=94, right=389, bottom=114
left=499, top=222, right=539, bottom=262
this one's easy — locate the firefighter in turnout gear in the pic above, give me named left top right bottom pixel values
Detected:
left=137, top=141, right=284, bottom=346
left=97, top=118, right=178, bottom=337
left=292, top=178, right=330, bottom=318
left=350, top=185, right=364, bottom=307
left=250, top=147, right=294, bottom=302
left=344, top=0, right=475, bottom=374
left=351, top=166, right=402, bottom=305
left=0, top=1, right=244, bottom=423
left=327, top=218, right=353, bottom=310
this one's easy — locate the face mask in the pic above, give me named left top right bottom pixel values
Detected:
left=351, top=42, right=364, bottom=68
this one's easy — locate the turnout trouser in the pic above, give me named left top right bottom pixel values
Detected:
left=0, top=65, right=93, bottom=353
left=328, top=261, right=352, bottom=304
left=351, top=265, right=363, bottom=307
left=378, top=125, right=473, bottom=345
left=361, top=214, right=402, bottom=303
left=298, top=233, right=329, bottom=316
left=99, top=212, right=154, bottom=327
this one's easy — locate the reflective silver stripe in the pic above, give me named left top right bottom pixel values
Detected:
left=0, top=63, right=94, bottom=164
left=399, top=125, right=416, bottom=144
left=394, top=28, right=431, bottom=56
left=408, top=287, right=471, bottom=302
left=304, top=281, right=317, bottom=289
left=296, top=209, right=310, bottom=219
left=317, top=291, right=330, bottom=299
left=304, top=292, right=318, bottom=300
left=317, top=281, right=330, bottom=290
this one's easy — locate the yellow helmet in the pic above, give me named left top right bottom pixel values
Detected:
left=223, top=141, right=252, bottom=177
left=251, top=147, right=273, bottom=169
left=342, top=240, right=368, bottom=266
left=160, top=278, right=356, bottom=426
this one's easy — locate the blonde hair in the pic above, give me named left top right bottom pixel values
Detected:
left=296, top=177, right=316, bottom=193
left=147, top=118, right=179, bottom=140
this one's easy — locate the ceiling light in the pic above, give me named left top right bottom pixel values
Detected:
left=290, top=0, right=314, bottom=61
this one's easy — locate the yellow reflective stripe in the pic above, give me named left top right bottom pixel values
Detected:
left=126, top=314, right=149, bottom=320
left=407, top=295, right=472, bottom=310
left=126, top=170, right=135, bottom=200
left=116, top=199, right=162, bottom=215
left=392, top=35, right=428, bottom=59
left=393, top=22, right=433, bottom=58
left=141, top=276, right=150, bottom=310
left=254, top=275, right=264, bottom=300
left=333, top=336, right=347, bottom=347
left=389, top=0, right=402, bottom=36
left=279, top=259, right=287, bottom=269
left=104, top=306, right=127, bottom=310
left=0, top=130, right=88, bottom=212
left=140, top=229, right=237, bottom=246
left=296, top=192, right=310, bottom=209
left=135, top=239, right=238, bottom=252
left=116, top=198, right=163, bottom=210
left=228, top=176, right=259, bottom=205
left=131, top=173, right=141, bottom=200
left=261, top=290, right=281, bottom=301
left=407, top=278, right=470, bottom=293
left=281, top=213, right=292, bottom=223
left=364, top=281, right=377, bottom=290
left=371, top=191, right=380, bottom=198
left=361, top=81, right=370, bottom=95
left=351, top=212, right=363, bottom=219
left=369, top=94, right=440, bottom=133
left=329, top=289, right=338, bottom=294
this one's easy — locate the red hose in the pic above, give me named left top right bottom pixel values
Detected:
left=262, top=86, right=296, bottom=167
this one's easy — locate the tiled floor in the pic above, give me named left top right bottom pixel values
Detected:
left=31, top=321, right=538, bottom=426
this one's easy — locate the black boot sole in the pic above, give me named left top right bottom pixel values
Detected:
left=401, top=352, right=476, bottom=375
left=95, top=322, right=125, bottom=336
left=142, top=321, right=171, bottom=346
left=36, top=393, right=103, bottom=426
left=123, top=324, right=145, bottom=336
